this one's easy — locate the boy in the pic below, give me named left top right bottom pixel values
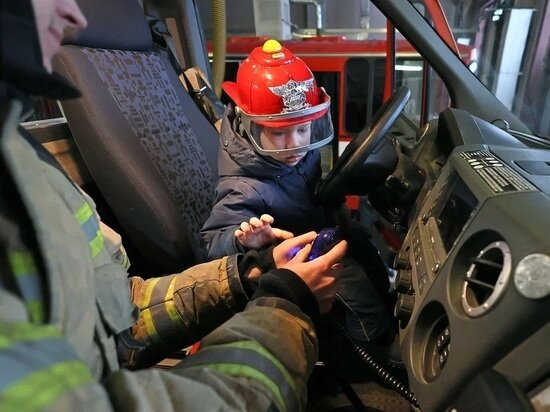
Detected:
left=201, top=39, right=393, bottom=351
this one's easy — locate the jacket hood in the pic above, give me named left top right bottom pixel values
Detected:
left=219, top=104, right=319, bottom=179
left=0, top=0, right=79, bottom=104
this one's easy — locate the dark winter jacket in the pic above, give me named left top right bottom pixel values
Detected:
left=200, top=106, right=393, bottom=343
left=201, top=105, right=330, bottom=258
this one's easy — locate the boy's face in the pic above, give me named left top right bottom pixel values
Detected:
left=260, top=121, right=312, bottom=166
left=31, top=0, right=87, bottom=72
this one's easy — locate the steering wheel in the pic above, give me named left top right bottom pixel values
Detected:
left=316, top=86, right=411, bottom=202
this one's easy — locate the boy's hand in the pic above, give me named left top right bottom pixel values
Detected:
left=235, top=214, right=294, bottom=249
left=274, top=232, right=347, bottom=313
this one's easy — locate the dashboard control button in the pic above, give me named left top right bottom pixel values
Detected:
left=395, top=293, right=415, bottom=326
left=395, top=270, right=412, bottom=293
left=394, top=249, right=411, bottom=270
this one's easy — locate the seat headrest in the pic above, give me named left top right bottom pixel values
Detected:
left=63, top=0, right=153, bottom=51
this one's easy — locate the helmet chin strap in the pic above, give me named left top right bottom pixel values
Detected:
left=236, top=115, right=246, bottom=137
left=231, top=105, right=245, bottom=136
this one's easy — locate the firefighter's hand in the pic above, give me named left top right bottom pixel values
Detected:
left=274, top=232, right=347, bottom=313
left=235, top=214, right=294, bottom=249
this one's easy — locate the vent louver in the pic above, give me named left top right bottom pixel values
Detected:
left=462, top=241, right=512, bottom=317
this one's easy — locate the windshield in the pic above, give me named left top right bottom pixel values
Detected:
left=408, top=0, right=549, bottom=139
left=25, top=0, right=549, bottom=144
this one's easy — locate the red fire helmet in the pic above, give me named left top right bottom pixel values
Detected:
left=222, top=39, right=331, bottom=127
left=222, top=39, right=334, bottom=158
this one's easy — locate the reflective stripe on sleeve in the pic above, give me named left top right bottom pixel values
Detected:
left=7, top=251, right=44, bottom=324
left=89, top=230, right=104, bottom=258
left=134, top=275, right=187, bottom=346
left=74, top=202, right=93, bottom=225
left=148, top=275, right=186, bottom=344
left=136, top=277, right=162, bottom=343
left=118, top=246, right=130, bottom=270
left=0, top=322, right=93, bottom=411
left=164, top=276, right=185, bottom=326
left=179, top=340, right=300, bottom=412
left=74, top=202, right=104, bottom=258
left=142, top=308, right=161, bottom=344
left=137, top=277, right=160, bottom=308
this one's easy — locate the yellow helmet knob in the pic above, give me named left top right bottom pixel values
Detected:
left=262, top=39, right=283, bottom=53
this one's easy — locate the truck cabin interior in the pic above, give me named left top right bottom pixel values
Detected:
left=19, top=0, right=550, bottom=411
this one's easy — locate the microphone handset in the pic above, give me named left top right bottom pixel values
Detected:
left=308, top=227, right=342, bottom=261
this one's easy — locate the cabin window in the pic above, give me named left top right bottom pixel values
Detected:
left=344, top=56, right=448, bottom=133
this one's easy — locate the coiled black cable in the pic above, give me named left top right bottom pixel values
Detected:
left=333, top=315, right=420, bottom=409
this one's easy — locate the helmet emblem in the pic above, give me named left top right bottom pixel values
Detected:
left=269, top=78, right=314, bottom=113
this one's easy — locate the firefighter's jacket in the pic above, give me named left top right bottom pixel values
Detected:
left=0, top=99, right=319, bottom=411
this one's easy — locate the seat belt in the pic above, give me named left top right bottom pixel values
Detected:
left=147, top=16, right=225, bottom=132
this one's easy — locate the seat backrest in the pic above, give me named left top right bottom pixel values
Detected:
left=53, top=0, right=219, bottom=274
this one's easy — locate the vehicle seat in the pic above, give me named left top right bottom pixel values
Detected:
left=53, top=0, right=219, bottom=275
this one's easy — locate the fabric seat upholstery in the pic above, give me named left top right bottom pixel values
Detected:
left=53, top=0, right=219, bottom=274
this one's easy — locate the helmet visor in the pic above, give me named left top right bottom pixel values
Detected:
left=239, top=94, right=334, bottom=161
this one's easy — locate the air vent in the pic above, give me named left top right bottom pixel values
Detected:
left=462, top=241, right=512, bottom=317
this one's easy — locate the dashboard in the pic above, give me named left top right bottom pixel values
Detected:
left=393, top=109, right=550, bottom=411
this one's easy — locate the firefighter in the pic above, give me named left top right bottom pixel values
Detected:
left=0, top=0, right=347, bottom=410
